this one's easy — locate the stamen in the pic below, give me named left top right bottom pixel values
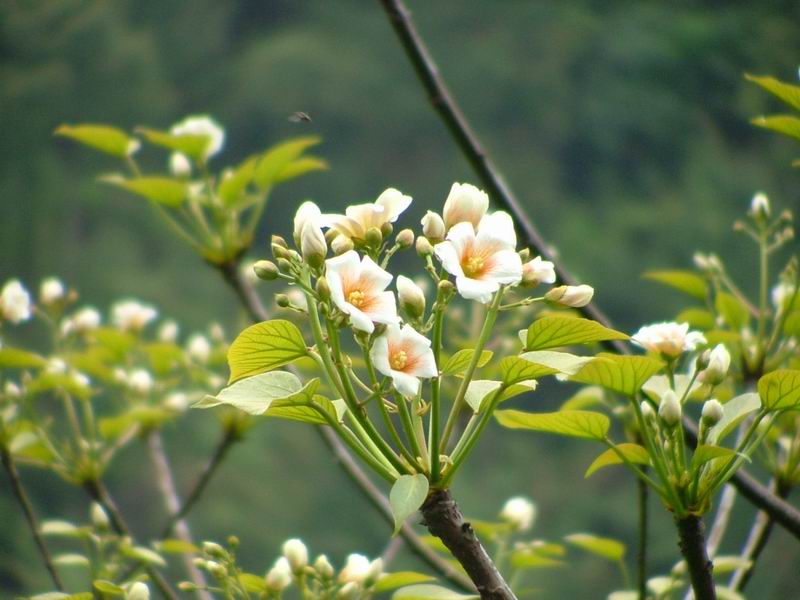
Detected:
left=391, top=350, right=408, bottom=370
left=347, top=289, right=366, bottom=307
left=463, top=256, right=484, bottom=278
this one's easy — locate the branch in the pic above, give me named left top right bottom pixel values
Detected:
left=215, top=262, right=475, bottom=593
left=1, top=446, right=64, bottom=591
left=636, top=477, right=648, bottom=600
left=675, top=515, right=716, bottom=600
left=377, top=0, right=800, bottom=542
left=421, top=489, right=516, bottom=599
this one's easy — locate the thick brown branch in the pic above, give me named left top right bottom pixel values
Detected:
left=421, top=489, right=515, bottom=599
left=676, top=515, right=716, bottom=600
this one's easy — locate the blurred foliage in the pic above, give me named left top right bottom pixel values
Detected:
left=2, top=1, right=800, bottom=598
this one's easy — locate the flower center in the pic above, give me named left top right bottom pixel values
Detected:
left=347, top=289, right=366, bottom=308
left=390, top=350, right=408, bottom=370
left=462, top=256, right=485, bottom=278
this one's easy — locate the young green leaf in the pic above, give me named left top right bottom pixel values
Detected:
left=525, top=316, right=629, bottom=351
left=55, top=124, right=135, bottom=158
left=707, top=393, right=760, bottom=445
left=751, top=114, right=800, bottom=141
left=389, top=474, right=429, bottom=536
left=93, top=580, right=125, bottom=595
left=518, top=350, right=594, bottom=375
left=101, top=176, right=188, bottom=207
left=219, top=156, right=258, bottom=206
left=441, top=349, right=493, bottom=376
left=571, top=354, right=665, bottom=397
left=509, top=549, right=564, bottom=569
left=675, top=308, right=715, bottom=330
left=758, top=369, right=800, bottom=410
left=495, top=409, right=609, bottom=441
left=690, top=445, right=737, bottom=471
left=642, top=270, right=707, bottom=300
left=272, top=156, right=328, bottom=183
left=196, top=371, right=318, bottom=415
left=0, top=347, right=47, bottom=369
left=253, top=136, right=322, bottom=189
left=136, top=127, right=210, bottom=159
left=584, top=443, right=649, bottom=478
left=499, top=356, right=557, bottom=385
left=463, top=379, right=537, bottom=413
left=715, top=292, right=749, bottom=330
left=746, top=73, right=800, bottom=111
left=227, top=319, right=307, bottom=382
left=565, top=533, right=625, bottom=562
left=392, top=584, right=479, bottom=600
left=374, top=572, right=436, bottom=593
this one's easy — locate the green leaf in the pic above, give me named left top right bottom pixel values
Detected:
left=143, top=342, right=184, bottom=375
left=196, top=371, right=318, bottom=416
left=509, top=549, right=565, bottom=569
left=136, top=127, right=210, bottom=159
left=240, top=573, right=267, bottom=593
left=123, top=545, right=166, bottom=567
left=54, top=553, right=90, bottom=568
left=571, top=354, right=665, bottom=397
left=390, top=474, right=429, bottom=536
left=495, top=409, right=609, bottom=441
left=525, top=316, right=629, bottom=351
left=565, top=533, right=625, bottom=561
left=758, top=369, right=800, bottom=410
left=55, top=124, right=135, bottom=158
left=374, top=572, right=437, bottom=593
left=675, top=308, right=715, bottom=330
left=746, top=73, right=800, bottom=111
left=272, top=156, right=328, bottom=183
left=157, top=539, right=199, bottom=554
left=560, top=386, right=605, bottom=411
left=30, top=594, right=93, bottom=600
left=464, top=379, right=537, bottom=413
left=0, top=347, right=47, bottom=369
left=499, top=356, right=557, bottom=385
left=219, top=156, right=258, bottom=206
left=227, top=320, right=307, bottom=383
left=643, top=270, right=707, bottom=300
left=392, top=584, right=478, bottom=600
left=101, top=175, right=187, bottom=206
left=751, top=114, right=800, bottom=141
left=262, top=394, right=344, bottom=425
left=41, top=520, right=83, bottom=538
left=442, top=349, right=493, bottom=376
left=93, top=580, right=125, bottom=595
left=715, top=292, right=749, bottom=330
left=584, top=443, right=649, bottom=478
left=712, top=555, right=753, bottom=575
left=690, top=445, right=736, bottom=470
left=518, top=350, right=594, bottom=375
left=253, top=136, right=322, bottom=189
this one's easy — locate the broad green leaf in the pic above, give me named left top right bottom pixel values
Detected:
left=571, top=354, right=665, bottom=397
left=560, top=386, right=605, bottom=411
left=518, top=350, right=594, bottom=375
left=157, top=539, right=199, bottom=554
left=746, top=73, right=800, bottom=111
left=675, top=308, right=715, bottom=330
left=525, top=316, right=628, bottom=351
left=500, top=356, right=557, bottom=385
left=272, top=156, right=328, bottom=183
left=93, top=580, right=125, bottom=595
left=253, top=136, right=321, bottom=189
left=227, top=319, right=307, bottom=383
left=642, top=374, right=701, bottom=404
left=197, top=371, right=317, bottom=415
left=463, top=379, right=537, bottom=413
left=219, top=156, right=258, bottom=206
left=390, top=474, right=429, bottom=535
left=392, top=584, right=478, bottom=600
left=374, top=572, right=436, bottom=593
left=751, top=114, right=800, bottom=141
left=27, top=373, right=91, bottom=401
left=55, top=124, right=134, bottom=158
left=565, top=533, right=625, bottom=561
left=715, top=292, right=749, bottom=330
left=509, top=549, right=564, bottom=569
left=101, top=176, right=188, bottom=207
left=584, top=444, right=649, bottom=478
left=240, top=573, right=267, bottom=593
left=707, top=393, right=761, bottom=445
left=495, top=409, right=609, bottom=441
left=643, top=270, right=707, bottom=300
left=690, top=445, right=736, bottom=470
left=262, top=394, right=344, bottom=425
left=758, top=369, right=800, bottom=410
left=136, top=127, right=210, bottom=159
left=0, top=347, right=47, bottom=369
left=442, top=349, right=493, bottom=376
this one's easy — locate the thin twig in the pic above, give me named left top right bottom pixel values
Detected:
left=636, top=476, right=648, bottom=600
left=1, top=446, right=64, bottom=591
left=146, top=430, right=212, bottom=600
left=377, top=0, right=800, bottom=542
left=216, top=262, right=476, bottom=593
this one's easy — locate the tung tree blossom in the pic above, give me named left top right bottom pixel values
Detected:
left=322, top=188, right=411, bottom=242
left=0, top=279, right=32, bottom=324
left=370, top=324, right=438, bottom=397
left=633, top=322, right=707, bottom=358
left=442, top=182, right=489, bottom=231
left=170, top=115, right=225, bottom=160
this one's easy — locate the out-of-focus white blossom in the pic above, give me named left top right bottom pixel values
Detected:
left=46, top=358, right=67, bottom=375
left=112, top=300, right=158, bottom=332
left=322, top=189, right=411, bottom=242
left=4, top=381, right=22, bottom=398
left=282, top=538, right=308, bottom=572
left=169, top=152, right=192, bottom=177
left=158, top=320, right=179, bottom=343
left=339, top=554, right=382, bottom=585
left=73, top=307, right=101, bottom=332
left=126, top=581, right=150, bottom=600
left=265, top=557, right=292, bottom=591
left=370, top=324, right=437, bottom=397
left=0, top=279, right=32, bottom=324
left=301, top=222, right=328, bottom=268
left=749, top=191, right=770, bottom=220
left=170, top=115, right=225, bottom=160
left=164, top=392, right=190, bottom=412
left=771, top=280, right=796, bottom=312
left=521, top=256, right=556, bottom=287
left=632, top=322, right=706, bottom=358
left=187, top=334, right=211, bottom=363
left=314, top=554, right=334, bottom=578
left=39, top=277, right=65, bottom=305
left=127, top=369, right=154, bottom=395
left=500, top=496, right=536, bottom=531
left=209, top=322, right=225, bottom=343
left=659, top=390, right=682, bottom=427
left=442, top=182, right=489, bottom=231
left=701, top=399, right=723, bottom=426
left=697, top=344, right=730, bottom=385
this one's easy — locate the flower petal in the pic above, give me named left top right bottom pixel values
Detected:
left=476, top=211, right=517, bottom=250
left=348, top=307, right=375, bottom=333
left=482, top=249, right=523, bottom=285
left=325, top=251, right=361, bottom=311
left=391, top=370, right=421, bottom=398
left=433, top=241, right=465, bottom=278
left=455, top=276, right=498, bottom=304
left=358, top=255, right=393, bottom=294
left=376, top=188, right=412, bottom=223
left=366, top=291, right=400, bottom=325
left=369, top=333, right=392, bottom=376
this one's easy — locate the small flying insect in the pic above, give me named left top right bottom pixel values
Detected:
left=288, top=111, right=312, bottom=123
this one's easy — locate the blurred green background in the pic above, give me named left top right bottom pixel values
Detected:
left=2, top=1, right=799, bottom=598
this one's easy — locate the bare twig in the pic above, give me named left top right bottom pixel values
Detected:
left=377, top=0, right=800, bottom=543
left=676, top=515, right=716, bottom=600
left=637, top=477, right=648, bottom=600
left=1, top=446, right=64, bottom=591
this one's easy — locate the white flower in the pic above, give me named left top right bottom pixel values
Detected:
left=282, top=538, right=308, bottom=571
left=771, top=280, right=796, bottom=312
left=521, top=256, right=556, bottom=287
left=370, top=324, right=437, bottom=397
left=4, top=381, right=22, bottom=398
left=701, top=399, right=723, bottom=426
left=187, top=334, right=211, bottom=363
left=169, top=152, right=192, bottom=177
left=339, top=554, right=381, bottom=585
left=500, top=496, right=536, bottom=531
left=112, top=300, right=158, bottom=332
left=325, top=251, right=399, bottom=333
left=209, top=322, right=225, bottom=343
left=39, top=277, right=65, bottom=305
left=293, top=201, right=323, bottom=247
left=0, top=279, right=32, bottom=324
left=46, top=358, right=67, bottom=375
left=698, top=344, right=730, bottom=385
left=126, top=582, right=150, bottom=600
left=442, top=182, right=489, bottom=231
left=127, top=369, right=153, bottom=395
left=749, top=191, right=770, bottom=219
left=396, top=275, right=426, bottom=318
left=322, top=188, right=412, bottom=242
left=421, top=210, right=445, bottom=240
left=170, top=115, right=225, bottom=160
left=632, top=322, right=706, bottom=358
left=158, top=320, right=179, bottom=343
left=73, top=307, right=101, bottom=332
left=545, top=284, right=594, bottom=307
left=434, top=211, right=522, bottom=303
left=72, top=372, right=91, bottom=389
left=265, top=557, right=292, bottom=591
left=164, top=392, right=190, bottom=412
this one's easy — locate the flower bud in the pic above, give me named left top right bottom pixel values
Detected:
left=293, top=201, right=322, bottom=248
left=339, top=553, right=371, bottom=584
left=749, top=191, right=770, bottom=220
left=415, top=236, right=433, bottom=257
left=127, top=369, right=153, bottom=395
left=72, top=307, right=101, bottom=333
left=203, top=541, right=226, bottom=559
left=421, top=211, right=445, bottom=241
left=187, top=334, right=211, bottom=363
left=301, top=223, right=328, bottom=269
left=206, top=560, right=227, bottom=579
left=316, top=277, right=331, bottom=301
left=282, top=538, right=308, bottom=572
left=380, top=222, right=393, bottom=238
left=40, top=277, right=65, bottom=306
left=253, top=260, right=280, bottom=281
left=658, top=390, right=681, bottom=427
left=265, top=557, right=292, bottom=591
left=275, top=294, right=290, bottom=308
left=365, top=227, right=383, bottom=248
left=640, top=400, right=655, bottom=422
left=697, top=344, right=730, bottom=386
left=272, top=243, right=290, bottom=261
left=158, top=320, right=179, bottom=343
left=331, top=235, right=355, bottom=255
left=701, top=399, right=723, bottom=426
left=314, top=554, right=334, bottom=579
left=178, top=582, right=197, bottom=592
left=90, top=502, right=110, bottom=530
left=169, top=152, right=191, bottom=177
left=0, top=279, right=32, bottom=324
left=396, top=228, right=415, bottom=249
left=521, top=256, right=556, bottom=288
left=499, top=496, right=536, bottom=532
left=337, top=582, right=359, bottom=599
left=545, top=284, right=594, bottom=307
left=126, top=582, right=150, bottom=600
left=364, top=558, right=383, bottom=587
left=397, top=275, right=426, bottom=319
left=437, top=279, right=455, bottom=296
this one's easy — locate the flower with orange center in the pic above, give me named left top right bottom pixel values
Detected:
left=433, top=211, right=523, bottom=303
left=370, top=324, right=438, bottom=397
left=325, top=251, right=399, bottom=333
left=322, top=188, right=412, bottom=242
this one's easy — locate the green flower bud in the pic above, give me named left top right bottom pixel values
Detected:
left=415, top=236, right=433, bottom=257
left=301, top=224, right=328, bottom=269
left=126, top=582, right=150, bottom=600
left=314, top=554, right=335, bottom=579
left=253, top=260, right=280, bottom=281
left=276, top=258, right=293, bottom=273
left=206, top=560, right=227, bottom=579
left=271, top=234, right=288, bottom=250
left=437, top=279, right=455, bottom=296
left=90, top=502, right=110, bottom=531
left=420, top=211, right=445, bottom=241
left=397, top=275, right=425, bottom=318
left=203, top=541, right=226, bottom=559
left=518, top=248, right=531, bottom=262
left=178, top=582, right=197, bottom=592
left=331, top=235, right=355, bottom=255
left=545, top=284, right=594, bottom=308
left=658, top=390, right=681, bottom=428
left=275, top=294, right=290, bottom=308
left=271, top=242, right=289, bottom=260
left=365, top=227, right=383, bottom=248
left=316, top=277, right=331, bottom=301
left=701, top=399, right=723, bottom=426
left=380, top=222, right=393, bottom=238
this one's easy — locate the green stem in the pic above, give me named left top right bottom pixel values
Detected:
left=429, top=286, right=447, bottom=482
